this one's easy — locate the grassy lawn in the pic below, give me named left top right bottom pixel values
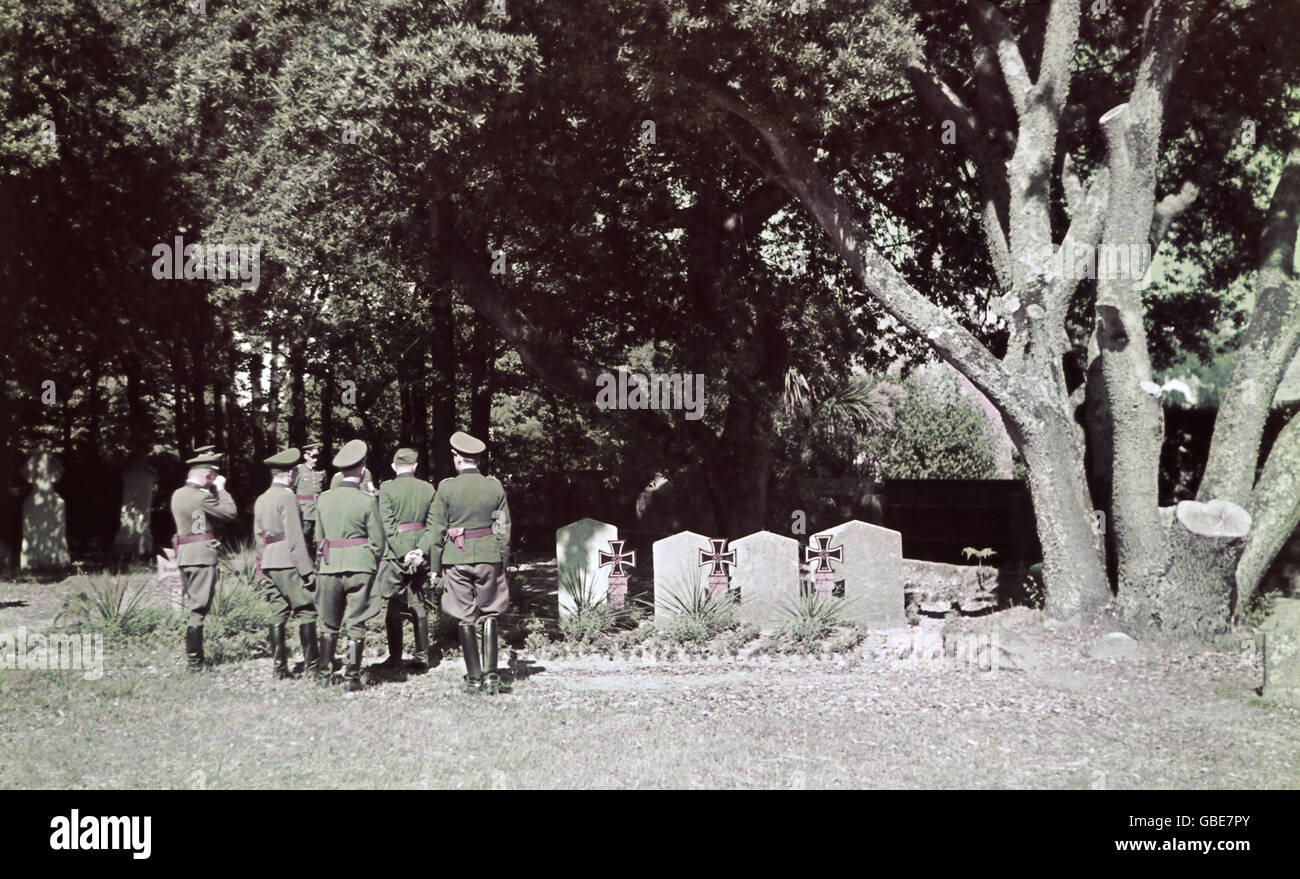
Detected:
left=2, top=574, right=1297, bottom=789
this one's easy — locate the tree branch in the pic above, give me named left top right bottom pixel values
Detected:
left=966, top=1, right=1032, bottom=119
left=1200, top=139, right=1300, bottom=504
left=700, top=81, right=1024, bottom=426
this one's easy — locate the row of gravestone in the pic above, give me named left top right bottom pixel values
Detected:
left=556, top=518, right=906, bottom=629
left=12, top=450, right=155, bottom=569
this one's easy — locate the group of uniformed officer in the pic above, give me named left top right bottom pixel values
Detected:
left=169, top=431, right=512, bottom=695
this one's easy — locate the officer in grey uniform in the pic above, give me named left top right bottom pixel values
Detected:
left=426, top=431, right=511, bottom=694
left=169, top=449, right=238, bottom=671
left=293, top=442, right=325, bottom=561
left=253, top=447, right=319, bottom=680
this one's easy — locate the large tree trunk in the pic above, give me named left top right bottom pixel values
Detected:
left=429, top=287, right=457, bottom=481
left=267, top=332, right=282, bottom=450
left=288, top=338, right=307, bottom=447
left=469, top=316, right=494, bottom=443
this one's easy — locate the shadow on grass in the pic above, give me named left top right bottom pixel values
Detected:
left=505, top=657, right=545, bottom=683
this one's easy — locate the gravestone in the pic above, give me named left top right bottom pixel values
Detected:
left=114, top=454, right=156, bottom=558
left=810, top=519, right=905, bottom=628
left=652, top=530, right=712, bottom=623
left=20, top=450, right=70, bottom=570
left=733, top=530, right=800, bottom=627
left=1262, top=598, right=1300, bottom=707
left=556, top=518, right=618, bottom=617
left=156, top=548, right=184, bottom=609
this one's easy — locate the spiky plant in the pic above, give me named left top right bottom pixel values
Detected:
left=654, top=569, right=738, bottom=644
left=778, top=589, right=849, bottom=645
left=55, top=571, right=151, bottom=629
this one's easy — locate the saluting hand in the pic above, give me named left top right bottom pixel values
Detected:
left=213, top=475, right=227, bottom=492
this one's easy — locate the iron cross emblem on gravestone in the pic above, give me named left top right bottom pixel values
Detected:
left=598, top=539, right=636, bottom=609
left=699, top=538, right=737, bottom=597
left=805, top=534, right=843, bottom=599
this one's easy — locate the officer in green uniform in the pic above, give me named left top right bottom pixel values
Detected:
left=426, top=431, right=511, bottom=694
left=169, top=449, right=238, bottom=671
left=253, top=447, right=319, bottom=680
left=312, top=439, right=384, bottom=690
left=373, top=448, right=437, bottom=675
left=292, top=442, right=325, bottom=560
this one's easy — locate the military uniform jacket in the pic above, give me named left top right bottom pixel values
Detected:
left=252, top=483, right=314, bottom=577
left=169, top=482, right=238, bottom=566
left=311, top=481, right=384, bottom=574
left=330, top=467, right=377, bottom=496
left=378, top=473, right=437, bottom=561
left=292, top=464, right=324, bottom=520
left=425, top=468, right=510, bottom=570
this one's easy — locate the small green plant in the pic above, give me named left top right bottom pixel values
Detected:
left=962, top=546, right=997, bottom=591
left=55, top=571, right=152, bottom=630
left=218, top=541, right=261, bottom=590
left=654, top=570, right=738, bottom=644
left=522, top=616, right=551, bottom=657
left=828, top=623, right=868, bottom=654
left=1238, top=591, right=1277, bottom=630
left=780, top=590, right=846, bottom=645
left=205, top=578, right=274, bottom=662
left=558, top=566, right=629, bottom=643
left=1019, top=563, right=1045, bottom=609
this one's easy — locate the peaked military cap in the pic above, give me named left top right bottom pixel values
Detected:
left=450, top=431, right=485, bottom=456
left=264, top=447, right=302, bottom=470
left=392, top=447, right=419, bottom=466
left=192, top=444, right=216, bottom=456
left=332, top=438, right=368, bottom=470
left=302, top=440, right=321, bottom=453
left=185, top=450, right=223, bottom=470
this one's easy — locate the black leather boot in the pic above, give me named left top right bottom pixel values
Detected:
left=376, top=607, right=404, bottom=672
left=299, top=621, right=320, bottom=679
left=481, top=617, right=501, bottom=694
left=407, top=616, right=430, bottom=674
left=343, top=639, right=365, bottom=691
left=269, top=623, right=291, bottom=679
left=318, top=632, right=338, bottom=684
left=185, top=626, right=204, bottom=672
left=458, top=622, right=482, bottom=693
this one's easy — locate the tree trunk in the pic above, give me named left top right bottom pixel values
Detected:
left=321, top=363, right=336, bottom=462
left=429, top=287, right=457, bottom=481
left=469, top=317, right=494, bottom=443
left=1014, top=408, right=1112, bottom=618
left=288, top=339, right=307, bottom=447
left=170, top=340, right=190, bottom=454
left=267, top=332, right=282, bottom=450
left=248, top=346, right=267, bottom=461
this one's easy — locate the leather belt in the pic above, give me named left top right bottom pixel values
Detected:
left=317, top=537, right=367, bottom=564
left=172, top=532, right=214, bottom=553
left=296, top=494, right=318, bottom=501
left=260, top=532, right=285, bottom=545
left=395, top=522, right=424, bottom=533
left=447, top=526, right=493, bottom=552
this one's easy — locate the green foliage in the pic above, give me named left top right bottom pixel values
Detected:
left=862, top=369, right=1002, bottom=480
left=55, top=573, right=152, bottom=630
left=206, top=580, right=273, bottom=663
left=780, top=590, right=848, bottom=646
left=655, top=574, right=738, bottom=644
left=1238, top=591, right=1277, bottom=630
left=217, top=542, right=260, bottom=593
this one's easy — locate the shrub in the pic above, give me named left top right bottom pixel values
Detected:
left=55, top=571, right=152, bottom=630
left=654, top=573, right=738, bottom=644
left=1239, top=591, right=1277, bottom=630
